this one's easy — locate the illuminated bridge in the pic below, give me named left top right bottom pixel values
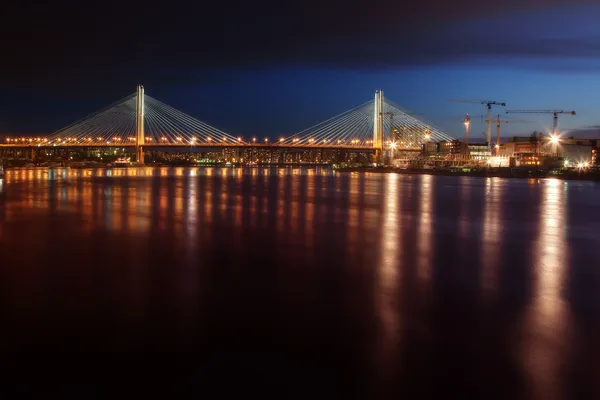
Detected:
left=1, top=86, right=453, bottom=163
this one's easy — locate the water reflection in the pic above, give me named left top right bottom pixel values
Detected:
left=375, top=174, right=401, bottom=374
left=481, top=178, right=504, bottom=297
left=522, top=179, right=570, bottom=399
left=417, top=175, right=433, bottom=280
left=1, top=167, right=599, bottom=399
left=458, top=177, right=471, bottom=239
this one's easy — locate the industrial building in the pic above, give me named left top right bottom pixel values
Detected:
left=422, top=140, right=491, bottom=161
left=499, top=136, right=596, bottom=167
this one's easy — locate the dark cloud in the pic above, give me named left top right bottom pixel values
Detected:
left=568, top=126, right=600, bottom=137
left=1, top=0, right=598, bottom=94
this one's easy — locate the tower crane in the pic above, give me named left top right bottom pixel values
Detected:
left=452, top=99, right=506, bottom=151
left=484, top=114, right=532, bottom=155
left=505, top=110, right=576, bottom=137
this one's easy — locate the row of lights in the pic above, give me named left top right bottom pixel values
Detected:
left=6, top=137, right=48, bottom=143
left=6, top=136, right=381, bottom=145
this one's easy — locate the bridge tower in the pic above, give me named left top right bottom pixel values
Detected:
left=135, top=85, right=145, bottom=163
left=373, top=90, right=384, bottom=163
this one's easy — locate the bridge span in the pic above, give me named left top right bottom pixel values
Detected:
left=1, top=85, right=450, bottom=164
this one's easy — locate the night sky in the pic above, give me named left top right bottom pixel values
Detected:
left=2, top=0, right=599, bottom=139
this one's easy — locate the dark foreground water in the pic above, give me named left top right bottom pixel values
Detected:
left=1, top=167, right=600, bottom=398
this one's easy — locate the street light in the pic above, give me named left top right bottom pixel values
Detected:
left=550, top=135, right=560, bottom=156
left=389, top=141, right=398, bottom=163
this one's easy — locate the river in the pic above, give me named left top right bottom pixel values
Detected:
left=1, top=167, right=599, bottom=398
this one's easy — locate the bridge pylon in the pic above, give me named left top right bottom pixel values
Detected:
left=135, top=85, right=145, bottom=163
left=373, top=90, right=385, bottom=163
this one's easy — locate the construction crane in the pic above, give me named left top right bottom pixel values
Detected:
left=505, top=110, right=576, bottom=137
left=452, top=99, right=507, bottom=151
left=484, top=114, right=532, bottom=155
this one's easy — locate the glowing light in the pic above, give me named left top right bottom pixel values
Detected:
left=237, top=137, right=242, bottom=142
left=207, top=137, right=212, bottom=142
left=252, top=137, right=256, bottom=142
left=390, top=141, right=398, bottom=149
left=550, top=135, right=560, bottom=145
left=264, top=138, right=269, bottom=143
left=279, top=138, right=284, bottom=143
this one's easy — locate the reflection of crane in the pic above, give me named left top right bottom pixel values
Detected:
left=505, top=110, right=576, bottom=137
left=484, top=114, right=532, bottom=154
left=452, top=99, right=506, bottom=150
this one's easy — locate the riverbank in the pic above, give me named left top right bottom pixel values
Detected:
left=334, top=166, right=600, bottom=181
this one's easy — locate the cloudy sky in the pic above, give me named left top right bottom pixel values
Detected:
left=1, top=0, right=599, bottom=139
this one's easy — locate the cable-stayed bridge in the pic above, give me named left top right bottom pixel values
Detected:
left=1, top=86, right=453, bottom=163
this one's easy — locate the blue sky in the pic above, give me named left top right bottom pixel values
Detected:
left=1, top=1, right=599, bottom=139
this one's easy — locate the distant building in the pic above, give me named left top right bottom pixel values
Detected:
left=499, top=137, right=542, bottom=157
left=422, top=140, right=464, bottom=158
left=499, top=135, right=596, bottom=168
left=421, top=140, right=491, bottom=161
left=468, top=143, right=491, bottom=161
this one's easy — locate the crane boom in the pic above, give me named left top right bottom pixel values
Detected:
left=506, top=110, right=576, bottom=115
left=452, top=99, right=507, bottom=106
left=506, top=109, right=576, bottom=137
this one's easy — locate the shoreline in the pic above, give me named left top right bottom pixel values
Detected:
left=3, top=164, right=600, bottom=182
left=333, top=167, right=600, bottom=181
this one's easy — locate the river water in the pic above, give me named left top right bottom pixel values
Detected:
left=1, top=167, right=599, bottom=398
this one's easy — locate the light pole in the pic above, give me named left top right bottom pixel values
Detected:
left=390, top=141, right=397, bottom=164
left=550, top=135, right=559, bottom=157
left=462, top=115, right=471, bottom=160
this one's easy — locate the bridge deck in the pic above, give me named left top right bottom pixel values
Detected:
left=0, top=143, right=421, bottom=151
